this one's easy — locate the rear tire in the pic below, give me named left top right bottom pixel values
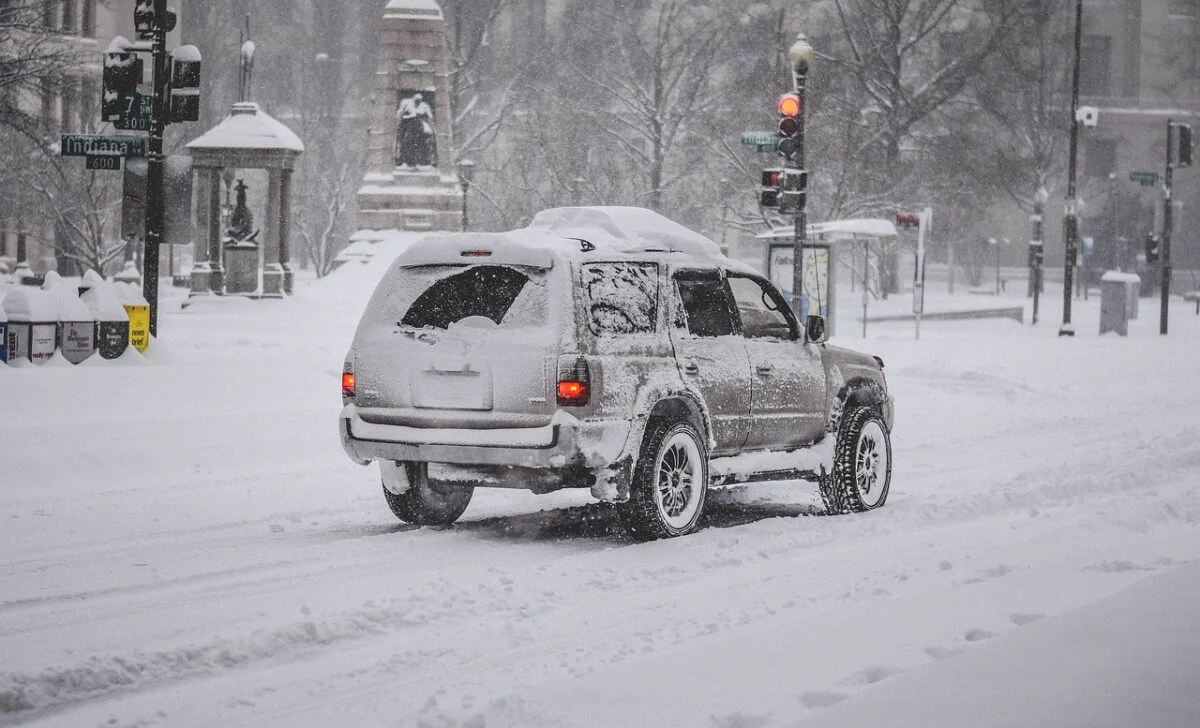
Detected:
left=819, top=407, right=891, bottom=515
left=382, top=462, right=474, bottom=526
left=616, top=418, right=708, bottom=540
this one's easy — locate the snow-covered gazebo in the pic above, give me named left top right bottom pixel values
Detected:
left=186, top=101, right=304, bottom=299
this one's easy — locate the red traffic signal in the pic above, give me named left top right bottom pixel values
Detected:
left=895, top=213, right=921, bottom=230
left=778, top=94, right=802, bottom=118
left=761, top=168, right=782, bottom=187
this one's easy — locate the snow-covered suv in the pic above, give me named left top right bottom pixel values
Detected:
left=340, top=207, right=893, bottom=539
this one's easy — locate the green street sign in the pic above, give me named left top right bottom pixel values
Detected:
left=741, top=131, right=780, bottom=152
left=115, top=93, right=153, bottom=131
left=1129, top=170, right=1158, bottom=186
left=60, top=134, right=147, bottom=159
left=86, top=152, right=123, bottom=171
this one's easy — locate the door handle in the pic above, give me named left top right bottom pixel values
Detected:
left=683, top=360, right=700, bottom=375
left=756, top=365, right=774, bottom=375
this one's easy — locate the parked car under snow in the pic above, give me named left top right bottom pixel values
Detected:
left=340, top=207, right=893, bottom=539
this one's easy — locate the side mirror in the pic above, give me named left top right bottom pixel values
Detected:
left=806, top=315, right=828, bottom=344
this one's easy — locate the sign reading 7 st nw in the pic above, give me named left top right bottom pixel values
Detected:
left=60, top=134, right=147, bottom=159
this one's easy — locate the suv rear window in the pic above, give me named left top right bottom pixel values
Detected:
left=373, top=265, right=547, bottom=331
left=580, top=262, right=658, bottom=335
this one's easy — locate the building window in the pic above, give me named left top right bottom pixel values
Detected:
left=40, top=78, right=57, bottom=132
left=1080, top=35, right=1112, bottom=97
left=1168, top=0, right=1197, bottom=18
left=82, top=0, right=96, bottom=36
left=1084, top=138, right=1117, bottom=179
left=61, top=78, right=79, bottom=133
left=61, top=0, right=76, bottom=33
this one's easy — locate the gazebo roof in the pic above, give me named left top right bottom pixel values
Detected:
left=385, top=0, right=443, bottom=19
left=187, top=102, right=304, bottom=154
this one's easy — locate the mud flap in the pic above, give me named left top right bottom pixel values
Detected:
left=592, top=455, right=634, bottom=502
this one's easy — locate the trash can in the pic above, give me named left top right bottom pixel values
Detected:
left=42, top=272, right=96, bottom=364
left=79, top=270, right=130, bottom=360
left=2, top=287, right=58, bottom=364
left=115, top=282, right=150, bottom=353
left=1100, top=271, right=1140, bottom=337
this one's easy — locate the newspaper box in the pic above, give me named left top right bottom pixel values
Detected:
left=79, top=270, right=130, bottom=360
left=43, top=272, right=96, bottom=364
left=1, top=288, right=58, bottom=364
left=0, top=294, right=8, bottom=363
left=115, top=282, right=150, bottom=353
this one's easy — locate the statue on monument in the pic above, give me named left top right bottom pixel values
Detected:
left=225, top=178, right=259, bottom=243
left=395, top=90, right=437, bottom=169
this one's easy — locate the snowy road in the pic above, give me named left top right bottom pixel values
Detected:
left=2, top=258, right=1199, bottom=727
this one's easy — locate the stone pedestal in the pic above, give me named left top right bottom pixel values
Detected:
left=356, top=0, right=463, bottom=233
left=224, top=243, right=259, bottom=295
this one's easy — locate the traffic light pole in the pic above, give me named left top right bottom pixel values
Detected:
left=1060, top=0, right=1083, bottom=337
left=143, top=0, right=169, bottom=338
left=1160, top=120, right=1174, bottom=336
left=791, top=80, right=807, bottom=324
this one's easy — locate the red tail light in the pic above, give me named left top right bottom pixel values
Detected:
left=342, top=372, right=356, bottom=398
left=557, top=358, right=590, bottom=407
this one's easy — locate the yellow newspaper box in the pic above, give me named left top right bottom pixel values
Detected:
left=115, top=282, right=150, bottom=353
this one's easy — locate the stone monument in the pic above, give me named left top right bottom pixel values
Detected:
left=356, top=0, right=462, bottom=233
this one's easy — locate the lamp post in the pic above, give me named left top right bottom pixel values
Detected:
left=1060, top=0, right=1083, bottom=336
left=1029, top=186, right=1048, bottom=324
left=787, top=34, right=814, bottom=323
left=456, top=159, right=476, bottom=232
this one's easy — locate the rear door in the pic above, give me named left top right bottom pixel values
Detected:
left=669, top=268, right=751, bottom=455
left=727, top=273, right=826, bottom=449
left=352, top=261, right=563, bottom=428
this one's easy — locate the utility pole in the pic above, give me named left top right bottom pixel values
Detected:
left=786, top=35, right=814, bottom=324
left=1060, top=0, right=1083, bottom=337
left=142, top=0, right=169, bottom=339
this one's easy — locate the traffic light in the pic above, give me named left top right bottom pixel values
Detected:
left=777, top=93, right=802, bottom=162
left=895, top=213, right=920, bottom=231
left=169, top=45, right=202, bottom=122
left=1175, top=123, right=1193, bottom=168
left=1027, top=243, right=1044, bottom=268
left=760, top=168, right=782, bottom=208
left=134, top=2, right=176, bottom=41
left=1145, top=233, right=1160, bottom=264
left=778, top=169, right=807, bottom=215
left=102, top=49, right=142, bottom=121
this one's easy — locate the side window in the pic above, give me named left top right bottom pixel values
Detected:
left=674, top=271, right=735, bottom=337
left=580, top=262, right=658, bottom=335
left=727, top=275, right=797, bottom=340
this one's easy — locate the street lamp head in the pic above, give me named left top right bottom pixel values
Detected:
left=457, top=158, right=476, bottom=185
left=788, top=34, right=815, bottom=76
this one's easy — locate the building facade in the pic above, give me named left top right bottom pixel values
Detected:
left=1076, top=0, right=1199, bottom=278
left=0, top=0, right=182, bottom=277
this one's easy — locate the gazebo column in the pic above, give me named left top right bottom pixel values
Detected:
left=187, top=166, right=215, bottom=298
left=280, top=167, right=293, bottom=295
left=208, top=167, right=225, bottom=294
left=261, top=168, right=284, bottom=298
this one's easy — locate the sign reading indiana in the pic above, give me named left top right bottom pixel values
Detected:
left=60, top=134, right=147, bottom=159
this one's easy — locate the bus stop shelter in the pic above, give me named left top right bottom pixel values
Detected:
left=756, top=218, right=898, bottom=337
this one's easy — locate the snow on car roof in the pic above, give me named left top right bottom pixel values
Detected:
left=394, top=207, right=748, bottom=271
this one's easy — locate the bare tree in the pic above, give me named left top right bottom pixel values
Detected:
left=0, top=0, right=85, bottom=138
left=28, top=148, right=125, bottom=275
left=296, top=161, right=356, bottom=278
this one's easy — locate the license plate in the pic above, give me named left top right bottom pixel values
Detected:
left=412, top=368, right=493, bottom=410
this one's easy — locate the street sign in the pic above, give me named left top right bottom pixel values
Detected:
left=115, top=93, right=153, bottom=131
left=60, top=134, right=147, bottom=159
left=86, top=152, right=123, bottom=171
left=741, top=131, right=780, bottom=153
left=1129, top=170, right=1158, bottom=186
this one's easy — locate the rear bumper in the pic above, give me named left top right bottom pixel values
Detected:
left=339, top=404, right=627, bottom=471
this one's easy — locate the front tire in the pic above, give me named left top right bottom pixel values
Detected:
left=819, top=407, right=891, bottom=515
left=617, top=418, right=709, bottom=540
left=382, top=462, right=474, bottom=526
